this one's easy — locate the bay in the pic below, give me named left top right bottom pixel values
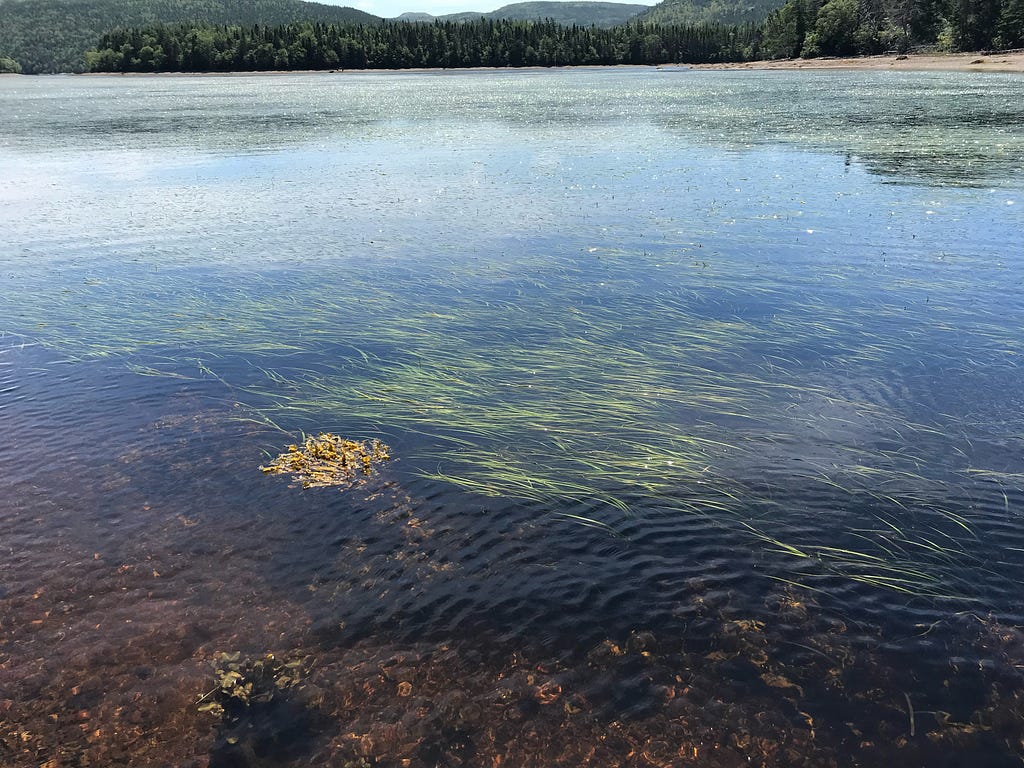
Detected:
left=2, top=68, right=1023, bottom=766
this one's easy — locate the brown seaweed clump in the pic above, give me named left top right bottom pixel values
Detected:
left=196, top=652, right=320, bottom=765
left=260, top=433, right=391, bottom=489
left=197, top=652, right=306, bottom=720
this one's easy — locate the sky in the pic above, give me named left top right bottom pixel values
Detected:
left=325, top=0, right=657, bottom=20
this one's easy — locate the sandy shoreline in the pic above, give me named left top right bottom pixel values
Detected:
left=52, top=51, right=1024, bottom=76
left=690, top=51, right=1024, bottom=73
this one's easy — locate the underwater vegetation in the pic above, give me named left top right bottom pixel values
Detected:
left=260, top=434, right=391, bottom=489
left=3, top=74, right=1022, bottom=610
left=197, top=652, right=319, bottom=767
left=2, top=68, right=1024, bottom=768
left=197, top=651, right=307, bottom=720
left=5, top=545, right=1024, bottom=767
left=7, top=231, right=1024, bottom=603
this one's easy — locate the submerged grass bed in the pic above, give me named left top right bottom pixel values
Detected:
left=3, top=237, right=1023, bottom=600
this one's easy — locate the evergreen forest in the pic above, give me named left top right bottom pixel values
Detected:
left=0, top=0, right=376, bottom=74
left=2, top=0, right=1023, bottom=74
left=84, top=19, right=758, bottom=71
left=85, top=0, right=1024, bottom=76
left=760, top=0, right=1024, bottom=56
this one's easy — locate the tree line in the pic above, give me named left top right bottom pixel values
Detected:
left=87, top=0, right=1024, bottom=74
left=85, top=19, right=762, bottom=71
left=0, top=0, right=377, bottom=74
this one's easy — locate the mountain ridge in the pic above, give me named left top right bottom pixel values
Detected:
left=393, top=1, right=649, bottom=27
left=0, top=0, right=379, bottom=73
left=635, top=0, right=784, bottom=25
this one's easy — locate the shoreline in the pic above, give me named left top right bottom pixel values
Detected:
left=43, top=51, right=1024, bottom=76
left=690, top=51, right=1024, bottom=73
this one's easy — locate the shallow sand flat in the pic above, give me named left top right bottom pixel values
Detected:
left=691, top=51, right=1024, bottom=73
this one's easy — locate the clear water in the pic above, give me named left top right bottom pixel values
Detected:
left=2, top=69, right=1024, bottom=767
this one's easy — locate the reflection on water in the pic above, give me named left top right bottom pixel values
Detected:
left=3, top=70, right=1024, bottom=184
left=1, top=70, right=1024, bottom=766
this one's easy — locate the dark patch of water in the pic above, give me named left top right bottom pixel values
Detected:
left=2, top=344, right=1024, bottom=767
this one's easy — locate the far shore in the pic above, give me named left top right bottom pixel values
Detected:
left=690, top=50, right=1024, bottom=73
left=26, top=51, right=1024, bottom=77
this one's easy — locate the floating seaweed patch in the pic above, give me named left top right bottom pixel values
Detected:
left=260, top=433, right=391, bottom=489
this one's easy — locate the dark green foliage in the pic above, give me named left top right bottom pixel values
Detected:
left=8, top=0, right=1024, bottom=74
left=761, top=0, right=1023, bottom=55
left=802, top=0, right=860, bottom=54
left=761, top=0, right=814, bottom=56
left=0, top=0, right=379, bottom=74
left=0, top=55, right=24, bottom=73
left=998, top=0, right=1024, bottom=45
left=949, top=0, right=1002, bottom=49
left=85, top=18, right=763, bottom=71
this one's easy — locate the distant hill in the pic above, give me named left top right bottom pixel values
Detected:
left=636, top=0, right=783, bottom=25
left=393, top=10, right=437, bottom=20
left=395, top=1, right=649, bottom=27
left=0, top=0, right=379, bottom=73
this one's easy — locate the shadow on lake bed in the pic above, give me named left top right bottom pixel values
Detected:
left=1, top=352, right=1023, bottom=767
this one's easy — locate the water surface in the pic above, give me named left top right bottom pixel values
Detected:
left=2, top=69, right=1024, bottom=767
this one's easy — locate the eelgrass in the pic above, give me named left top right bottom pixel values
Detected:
left=3, top=239, right=1021, bottom=600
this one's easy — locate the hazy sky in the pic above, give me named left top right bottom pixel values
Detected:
left=326, top=0, right=657, bottom=20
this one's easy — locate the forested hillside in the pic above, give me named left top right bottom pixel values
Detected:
left=394, top=2, right=648, bottom=26
left=5, top=0, right=1023, bottom=74
left=637, top=0, right=784, bottom=25
left=760, top=0, right=1024, bottom=56
left=85, top=19, right=759, bottom=70
left=0, top=0, right=378, bottom=73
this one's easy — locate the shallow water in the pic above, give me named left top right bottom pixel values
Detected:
left=2, top=69, right=1024, bottom=767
